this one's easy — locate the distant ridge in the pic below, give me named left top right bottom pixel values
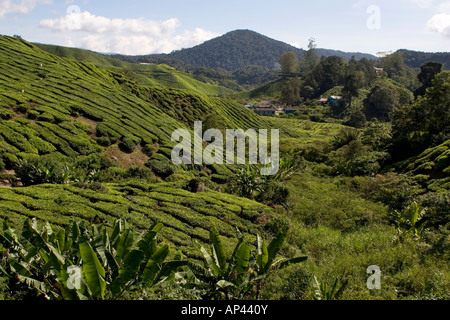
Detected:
left=114, top=29, right=378, bottom=72
left=396, top=49, right=450, bottom=70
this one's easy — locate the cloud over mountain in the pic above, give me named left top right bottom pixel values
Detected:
left=39, top=10, right=218, bottom=55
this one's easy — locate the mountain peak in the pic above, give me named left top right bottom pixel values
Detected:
left=161, top=29, right=377, bottom=72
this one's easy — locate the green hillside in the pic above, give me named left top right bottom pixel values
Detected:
left=0, top=181, right=272, bottom=259
left=0, top=35, right=275, bottom=255
left=1, top=35, right=449, bottom=301
left=0, top=35, right=267, bottom=163
left=395, top=140, right=450, bottom=191
left=35, top=42, right=238, bottom=97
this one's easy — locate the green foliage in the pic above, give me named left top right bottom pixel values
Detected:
left=184, top=227, right=307, bottom=300
left=279, top=52, right=299, bottom=74
left=15, top=158, right=72, bottom=186
left=345, top=111, right=367, bottom=129
left=363, top=81, right=400, bottom=121
left=0, top=218, right=182, bottom=300
left=280, top=77, right=303, bottom=106
left=312, top=276, right=349, bottom=300
left=392, top=71, right=450, bottom=161
left=391, top=201, right=429, bottom=241
left=146, top=157, right=176, bottom=179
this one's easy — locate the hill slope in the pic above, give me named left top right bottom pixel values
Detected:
left=35, top=43, right=238, bottom=96
left=0, top=35, right=276, bottom=257
left=117, top=30, right=377, bottom=72
left=397, top=49, right=450, bottom=70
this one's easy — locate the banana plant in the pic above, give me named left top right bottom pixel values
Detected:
left=391, top=201, right=428, bottom=241
left=0, top=218, right=183, bottom=300
left=312, top=276, right=349, bottom=300
left=186, top=226, right=307, bottom=300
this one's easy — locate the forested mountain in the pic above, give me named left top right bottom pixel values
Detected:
left=113, top=30, right=378, bottom=72
left=397, top=49, right=450, bottom=70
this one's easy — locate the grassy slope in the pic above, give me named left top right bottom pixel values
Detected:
left=0, top=35, right=273, bottom=257
left=227, top=78, right=287, bottom=103
left=35, top=43, right=236, bottom=97
left=0, top=35, right=268, bottom=162
left=0, top=181, right=272, bottom=259
left=395, top=140, right=450, bottom=191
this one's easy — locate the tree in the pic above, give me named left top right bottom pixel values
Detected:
left=349, top=58, right=378, bottom=88
left=363, top=82, right=400, bottom=121
left=414, top=62, right=443, bottom=98
left=299, top=38, right=320, bottom=75
left=304, top=56, right=347, bottom=97
left=281, top=77, right=303, bottom=106
left=279, top=52, right=299, bottom=75
left=391, top=71, right=450, bottom=160
left=342, top=70, right=365, bottom=109
left=345, top=110, right=367, bottom=128
left=381, top=53, right=407, bottom=79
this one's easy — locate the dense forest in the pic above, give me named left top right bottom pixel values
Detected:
left=0, top=33, right=449, bottom=302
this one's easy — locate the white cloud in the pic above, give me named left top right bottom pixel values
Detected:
left=39, top=11, right=219, bottom=55
left=427, top=13, right=450, bottom=37
left=0, top=0, right=51, bottom=19
left=408, top=0, right=436, bottom=8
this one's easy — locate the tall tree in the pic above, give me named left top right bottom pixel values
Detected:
left=363, top=82, right=400, bottom=121
left=381, top=53, right=407, bottom=79
left=279, top=52, right=299, bottom=74
left=281, top=77, right=303, bottom=106
left=342, top=70, right=365, bottom=109
left=414, top=62, right=443, bottom=98
left=299, top=38, right=320, bottom=75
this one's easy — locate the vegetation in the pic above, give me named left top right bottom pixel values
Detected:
left=0, top=34, right=449, bottom=302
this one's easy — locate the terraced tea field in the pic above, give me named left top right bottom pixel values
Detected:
left=0, top=35, right=278, bottom=259
left=0, top=35, right=269, bottom=171
left=0, top=180, right=273, bottom=259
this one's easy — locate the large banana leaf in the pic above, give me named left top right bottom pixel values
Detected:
left=111, top=249, right=145, bottom=298
left=210, top=228, right=227, bottom=274
left=256, top=234, right=268, bottom=272
left=198, top=241, right=220, bottom=276
left=116, top=229, right=135, bottom=261
left=270, top=256, right=308, bottom=272
left=265, top=226, right=289, bottom=272
left=79, top=242, right=106, bottom=300
left=142, top=245, right=169, bottom=287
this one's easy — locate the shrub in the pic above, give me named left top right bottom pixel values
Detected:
left=143, top=144, right=157, bottom=157
left=37, top=112, right=55, bottom=123
left=73, top=181, right=108, bottom=193
left=15, top=158, right=73, bottom=186
left=96, top=136, right=112, bottom=146
left=119, top=136, right=140, bottom=153
left=0, top=109, right=14, bottom=120
left=417, top=192, right=450, bottom=228
left=126, top=166, right=154, bottom=180
left=256, top=183, right=290, bottom=207
left=146, top=158, right=175, bottom=179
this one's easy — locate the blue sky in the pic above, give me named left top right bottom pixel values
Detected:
left=0, top=0, right=449, bottom=55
